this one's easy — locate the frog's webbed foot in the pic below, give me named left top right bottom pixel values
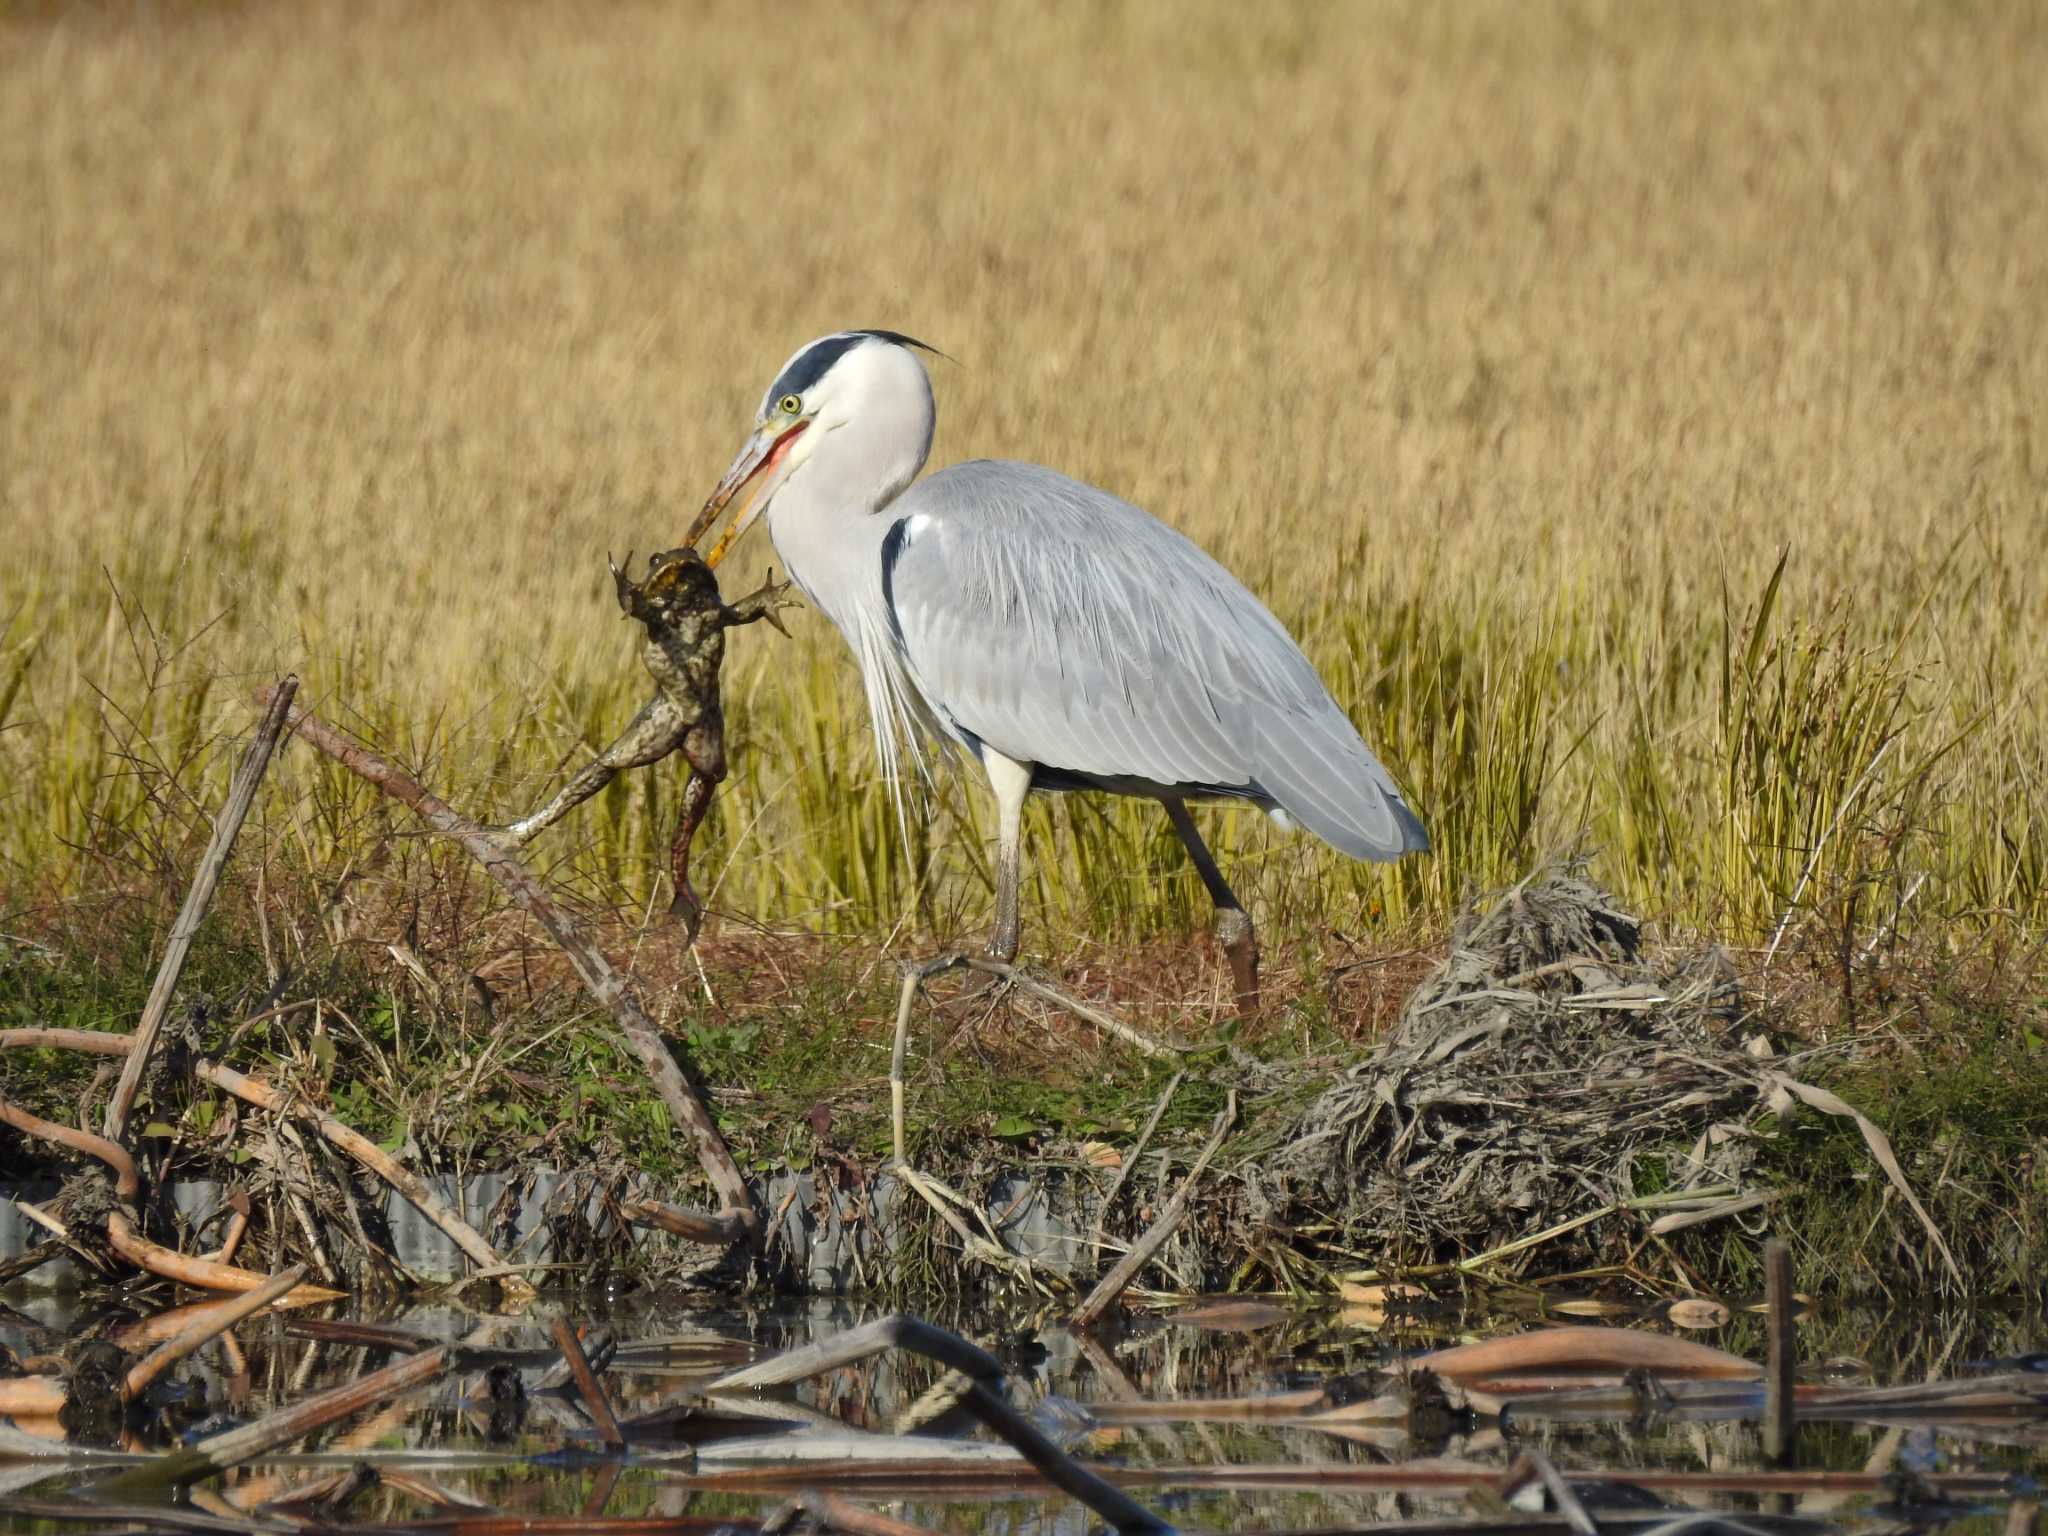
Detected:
left=608, top=550, right=638, bottom=616
left=725, top=571, right=803, bottom=637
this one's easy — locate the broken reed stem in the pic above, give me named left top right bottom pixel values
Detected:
left=259, top=686, right=756, bottom=1235
left=106, top=676, right=299, bottom=1144
left=1071, top=1091, right=1236, bottom=1329
left=122, top=1265, right=307, bottom=1403
left=1090, top=1068, right=1185, bottom=1260
left=103, top=1344, right=452, bottom=1492
left=549, top=1320, right=626, bottom=1449
left=1765, top=1237, right=1796, bottom=1463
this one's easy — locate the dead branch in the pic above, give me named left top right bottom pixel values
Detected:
left=104, top=1212, right=344, bottom=1299
left=0, top=1098, right=139, bottom=1201
left=618, top=1197, right=747, bottom=1245
left=106, top=676, right=298, bottom=1143
left=257, top=685, right=755, bottom=1235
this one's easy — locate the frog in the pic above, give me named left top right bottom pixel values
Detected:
left=493, top=548, right=798, bottom=939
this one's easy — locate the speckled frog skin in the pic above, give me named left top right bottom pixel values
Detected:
left=494, top=548, right=796, bottom=937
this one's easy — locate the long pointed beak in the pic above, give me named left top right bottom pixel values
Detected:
left=684, top=420, right=809, bottom=569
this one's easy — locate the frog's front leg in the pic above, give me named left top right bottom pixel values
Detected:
left=722, top=577, right=803, bottom=636
left=666, top=721, right=729, bottom=941
left=495, top=695, right=686, bottom=845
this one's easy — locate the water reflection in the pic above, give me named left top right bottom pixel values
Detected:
left=0, top=1289, right=2041, bottom=1535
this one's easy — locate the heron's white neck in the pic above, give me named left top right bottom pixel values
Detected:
left=765, top=369, right=934, bottom=633
left=763, top=394, right=940, bottom=800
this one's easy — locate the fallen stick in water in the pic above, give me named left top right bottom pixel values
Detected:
left=103, top=1344, right=453, bottom=1492
left=259, top=686, right=756, bottom=1239
left=106, top=676, right=298, bottom=1144
left=708, top=1314, right=1172, bottom=1535
left=121, top=1265, right=308, bottom=1404
left=1411, top=1325, right=1760, bottom=1382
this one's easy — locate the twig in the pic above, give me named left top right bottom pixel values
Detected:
left=259, top=687, right=755, bottom=1235
left=103, top=1344, right=452, bottom=1491
left=549, top=1320, right=625, bottom=1449
left=1071, top=1092, right=1235, bottom=1329
left=123, top=1266, right=308, bottom=1403
left=959, top=957, right=1181, bottom=1058
left=200, top=1057, right=514, bottom=1284
left=106, top=677, right=298, bottom=1143
left=0, top=1240, right=64, bottom=1286
left=1089, top=1069, right=1185, bottom=1261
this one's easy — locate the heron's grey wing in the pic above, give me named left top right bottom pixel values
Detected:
left=883, top=461, right=1428, bottom=860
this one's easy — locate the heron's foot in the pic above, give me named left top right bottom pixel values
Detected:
left=1215, top=906, right=1260, bottom=1020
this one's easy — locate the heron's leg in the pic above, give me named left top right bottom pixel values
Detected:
left=982, top=748, right=1035, bottom=963
left=1163, top=796, right=1259, bottom=1018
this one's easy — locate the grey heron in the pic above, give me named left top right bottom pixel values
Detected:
left=683, top=329, right=1427, bottom=1012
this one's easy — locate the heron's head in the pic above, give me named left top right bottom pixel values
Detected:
left=687, top=329, right=939, bottom=568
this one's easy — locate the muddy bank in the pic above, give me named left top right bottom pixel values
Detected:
left=8, top=866, right=2039, bottom=1304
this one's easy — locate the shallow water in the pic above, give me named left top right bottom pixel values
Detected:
left=1, top=1289, right=2043, bottom=1535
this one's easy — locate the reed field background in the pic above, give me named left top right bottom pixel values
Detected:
left=2, top=0, right=2044, bottom=978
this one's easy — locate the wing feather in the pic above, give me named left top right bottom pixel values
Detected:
left=883, top=460, right=1427, bottom=860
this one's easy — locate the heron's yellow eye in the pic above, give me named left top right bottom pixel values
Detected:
left=778, top=393, right=803, bottom=416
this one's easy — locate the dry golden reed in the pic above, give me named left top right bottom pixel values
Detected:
left=3, top=1, right=2042, bottom=955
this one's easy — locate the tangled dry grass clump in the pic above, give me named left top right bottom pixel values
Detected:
left=1269, top=872, right=1752, bottom=1255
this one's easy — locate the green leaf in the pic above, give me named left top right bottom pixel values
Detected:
left=141, top=1121, right=178, bottom=1138
left=992, top=1115, right=1037, bottom=1139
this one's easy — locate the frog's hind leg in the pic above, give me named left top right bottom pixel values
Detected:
left=667, top=724, right=728, bottom=941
